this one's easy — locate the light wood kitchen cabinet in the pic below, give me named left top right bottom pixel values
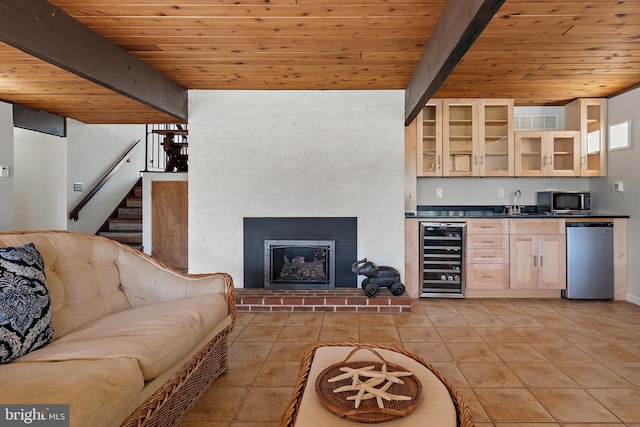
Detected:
left=509, top=219, right=566, bottom=290
left=478, top=99, right=514, bottom=176
left=417, top=100, right=443, bottom=176
left=565, top=98, right=607, bottom=176
left=466, top=219, right=510, bottom=289
left=514, top=130, right=580, bottom=177
left=442, top=99, right=478, bottom=176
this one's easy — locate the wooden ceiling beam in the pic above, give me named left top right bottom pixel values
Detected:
left=404, top=0, right=505, bottom=125
left=0, top=0, right=187, bottom=122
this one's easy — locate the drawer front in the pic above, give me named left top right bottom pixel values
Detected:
left=467, top=219, right=509, bottom=234
left=467, top=264, right=510, bottom=289
left=509, top=219, right=565, bottom=235
left=467, top=234, right=509, bottom=249
left=467, top=248, right=509, bottom=264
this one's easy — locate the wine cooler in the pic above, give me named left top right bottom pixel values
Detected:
left=420, top=222, right=466, bottom=298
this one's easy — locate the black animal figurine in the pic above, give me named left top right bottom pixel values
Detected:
left=351, top=258, right=405, bottom=298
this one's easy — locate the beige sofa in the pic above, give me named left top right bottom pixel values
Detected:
left=0, top=230, right=235, bottom=427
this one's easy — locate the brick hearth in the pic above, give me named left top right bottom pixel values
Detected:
left=235, top=288, right=411, bottom=313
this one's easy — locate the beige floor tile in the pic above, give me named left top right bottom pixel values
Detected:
left=402, top=342, right=453, bottom=362
left=488, top=342, right=548, bottom=363
left=497, top=313, right=545, bottom=328
left=555, top=361, right=631, bottom=387
left=228, top=341, right=274, bottom=362
left=180, top=299, right=640, bottom=427
left=252, top=361, right=301, bottom=387
left=283, top=312, right=324, bottom=327
left=576, top=343, right=640, bottom=364
left=436, top=326, right=484, bottom=342
left=397, top=326, right=442, bottom=342
left=445, top=342, right=501, bottom=363
left=605, top=362, right=640, bottom=386
left=475, top=327, right=526, bottom=343
left=428, top=314, right=469, bottom=327
left=429, top=362, right=469, bottom=387
left=506, top=363, right=577, bottom=387
left=462, top=313, right=507, bottom=327
left=322, top=313, right=358, bottom=327
left=474, top=388, right=554, bottom=422
left=248, top=313, right=289, bottom=326
left=277, top=326, right=320, bottom=342
left=183, top=386, right=247, bottom=422
left=213, top=361, right=263, bottom=387
left=357, top=313, right=397, bottom=327
left=393, top=312, right=433, bottom=327
left=588, top=388, right=640, bottom=422
left=513, top=327, right=567, bottom=344
left=529, top=388, right=618, bottom=423
left=235, top=325, right=282, bottom=341
left=531, top=342, right=595, bottom=363
left=358, top=326, right=401, bottom=344
left=234, top=386, right=294, bottom=422
left=318, top=325, right=359, bottom=342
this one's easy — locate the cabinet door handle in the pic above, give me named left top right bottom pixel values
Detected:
left=482, top=275, right=495, bottom=279
left=481, top=240, right=493, bottom=243
left=533, top=255, right=537, bottom=267
left=582, top=155, right=587, bottom=165
left=437, top=155, right=441, bottom=168
left=480, top=155, right=484, bottom=165
left=540, top=256, right=543, bottom=267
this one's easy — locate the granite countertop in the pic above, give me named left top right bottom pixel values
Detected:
left=406, top=206, right=629, bottom=219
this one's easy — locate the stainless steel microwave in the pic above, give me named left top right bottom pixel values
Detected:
left=537, top=191, right=591, bottom=214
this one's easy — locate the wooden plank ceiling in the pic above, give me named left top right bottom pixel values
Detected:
left=0, top=0, right=639, bottom=124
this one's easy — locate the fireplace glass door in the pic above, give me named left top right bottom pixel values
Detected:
left=264, top=240, right=336, bottom=289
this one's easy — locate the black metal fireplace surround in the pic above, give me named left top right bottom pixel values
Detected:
left=243, top=217, right=357, bottom=288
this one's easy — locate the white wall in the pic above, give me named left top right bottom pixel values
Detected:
left=14, top=128, right=67, bottom=230
left=0, top=102, right=14, bottom=230
left=188, top=90, right=405, bottom=286
left=66, top=120, right=146, bottom=233
left=590, top=88, right=640, bottom=301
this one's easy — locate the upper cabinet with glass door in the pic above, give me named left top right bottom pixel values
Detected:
left=565, top=98, right=607, bottom=176
left=417, top=100, right=443, bottom=177
left=479, top=99, right=514, bottom=176
left=442, top=99, right=478, bottom=176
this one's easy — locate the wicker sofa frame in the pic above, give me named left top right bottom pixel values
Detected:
left=0, top=230, right=236, bottom=427
left=119, top=252, right=236, bottom=427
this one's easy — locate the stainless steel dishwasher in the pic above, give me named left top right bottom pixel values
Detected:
left=564, top=222, right=614, bottom=300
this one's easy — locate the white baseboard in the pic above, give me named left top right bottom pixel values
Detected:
left=625, top=293, right=640, bottom=306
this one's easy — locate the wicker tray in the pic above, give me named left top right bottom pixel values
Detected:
left=315, top=346, right=422, bottom=423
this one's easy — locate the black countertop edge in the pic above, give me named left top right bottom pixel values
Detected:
left=405, top=205, right=629, bottom=219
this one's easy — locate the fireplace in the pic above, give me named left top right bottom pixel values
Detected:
left=264, top=240, right=336, bottom=289
left=243, top=217, right=357, bottom=288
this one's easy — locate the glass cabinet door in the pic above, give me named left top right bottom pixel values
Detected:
left=417, top=100, right=442, bottom=176
left=479, top=100, right=514, bottom=176
left=515, top=131, right=546, bottom=176
left=548, top=131, right=580, bottom=176
left=565, top=98, right=607, bottom=176
left=443, top=100, right=478, bottom=176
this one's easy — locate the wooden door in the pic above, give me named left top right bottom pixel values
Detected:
left=514, top=131, right=547, bottom=176
left=417, top=100, right=443, bottom=177
left=152, top=180, right=188, bottom=270
left=548, top=131, right=580, bottom=176
left=442, top=99, right=478, bottom=176
left=478, top=99, right=514, bottom=176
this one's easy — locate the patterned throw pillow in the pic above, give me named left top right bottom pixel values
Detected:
left=0, top=243, right=53, bottom=364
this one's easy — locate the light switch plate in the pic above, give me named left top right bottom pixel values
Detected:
left=0, top=166, right=9, bottom=178
left=73, top=182, right=84, bottom=192
left=612, top=181, right=624, bottom=192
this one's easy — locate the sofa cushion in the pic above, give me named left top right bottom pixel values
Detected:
left=0, top=243, right=54, bottom=364
left=0, top=358, right=144, bottom=427
left=18, top=292, right=229, bottom=380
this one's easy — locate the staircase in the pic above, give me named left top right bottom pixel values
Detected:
left=97, top=179, right=143, bottom=250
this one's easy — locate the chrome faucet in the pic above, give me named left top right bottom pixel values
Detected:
left=507, top=190, right=522, bottom=214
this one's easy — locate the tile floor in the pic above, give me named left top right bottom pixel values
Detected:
left=179, top=298, right=640, bottom=426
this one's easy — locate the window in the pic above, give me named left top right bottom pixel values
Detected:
left=609, top=119, right=632, bottom=150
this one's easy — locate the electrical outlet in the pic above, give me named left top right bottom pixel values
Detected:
left=436, top=188, right=443, bottom=198
left=73, top=183, right=84, bottom=192
left=498, top=188, right=504, bottom=198
left=612, top=182, right=624, bottom=192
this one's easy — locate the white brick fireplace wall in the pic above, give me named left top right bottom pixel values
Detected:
left=188, top=90, right=405, bottom=287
